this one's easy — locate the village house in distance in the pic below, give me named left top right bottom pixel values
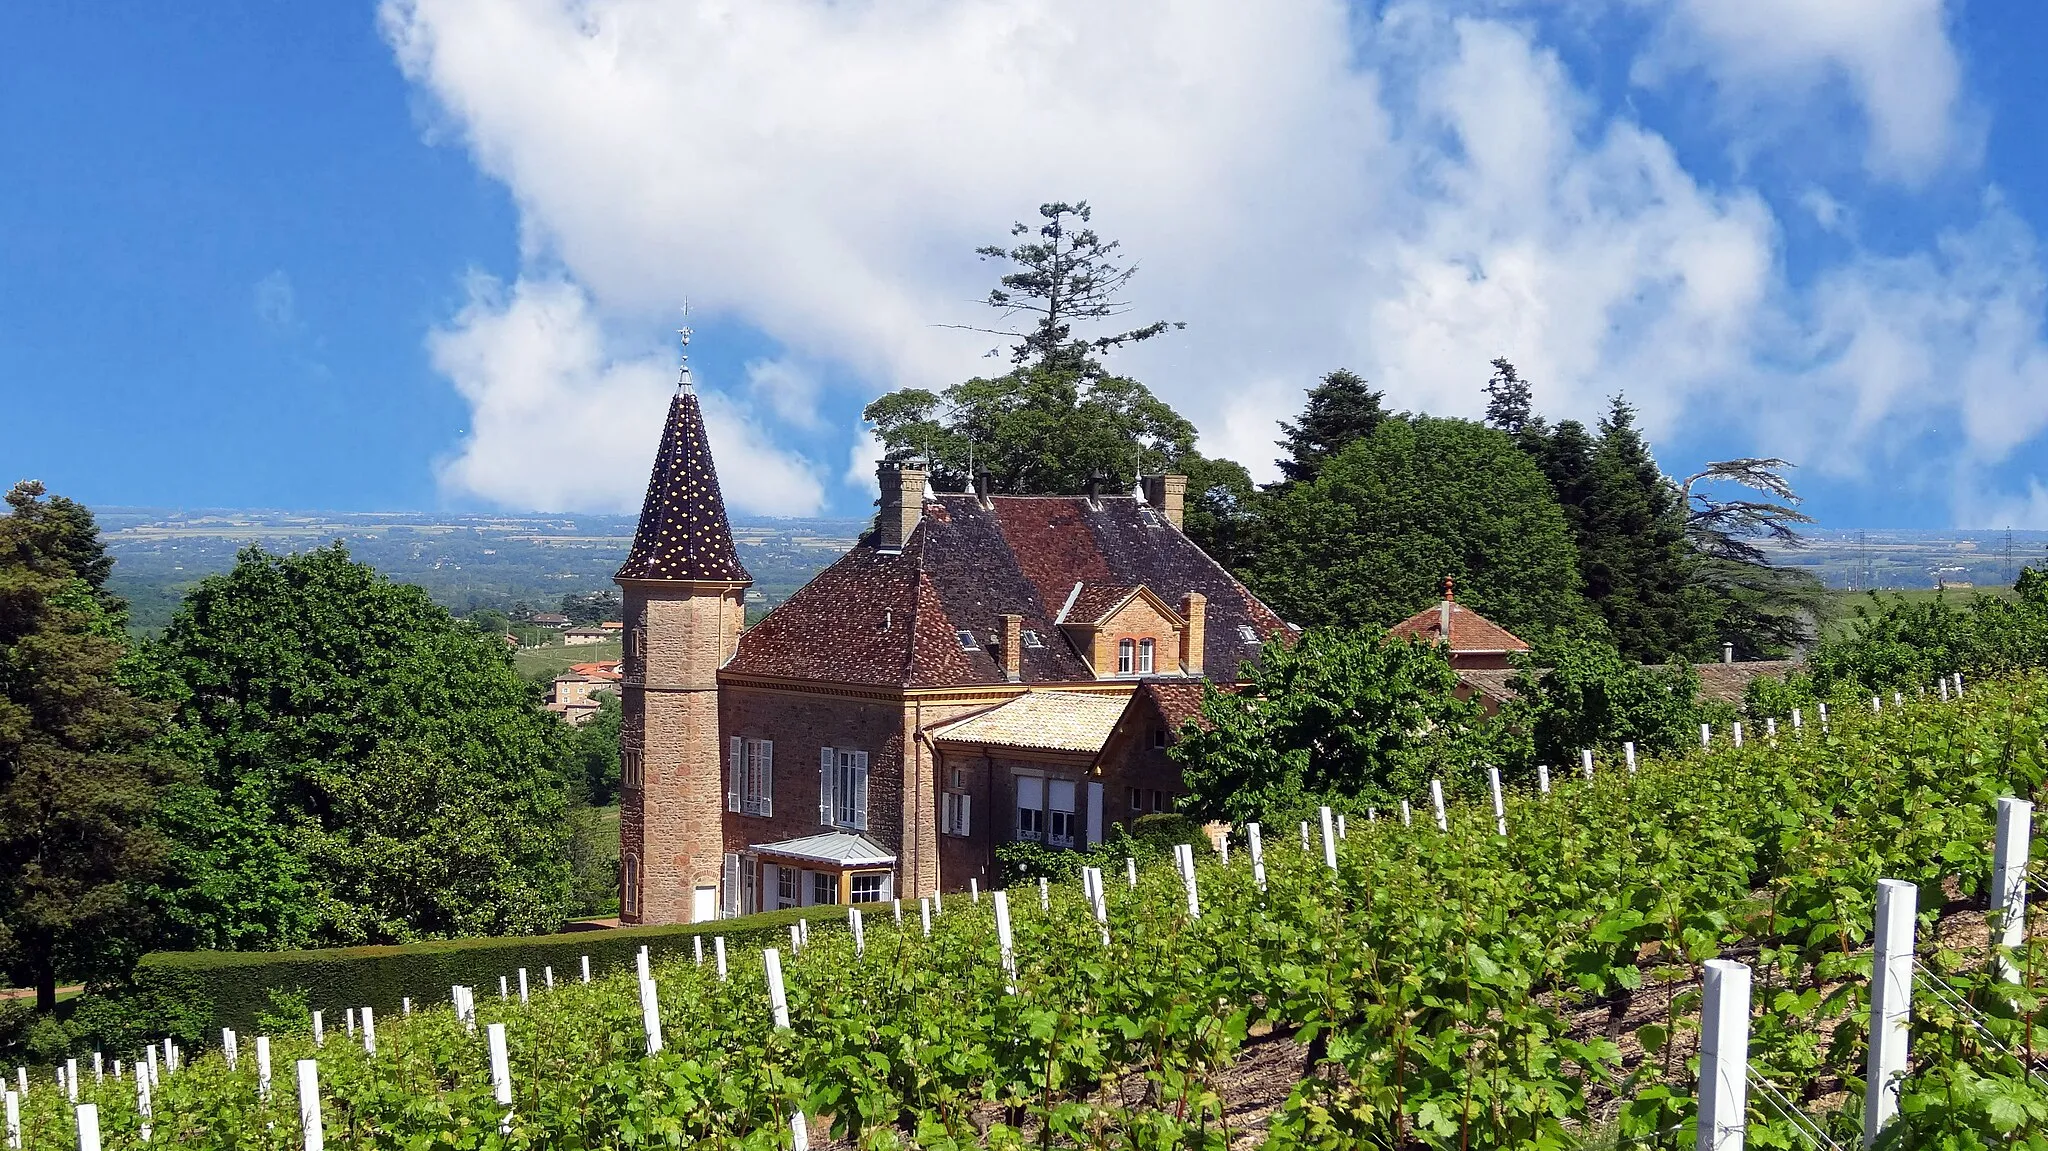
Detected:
left=613, top=368, right=1296, bottom=925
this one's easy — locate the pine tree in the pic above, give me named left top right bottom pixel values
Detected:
left=1578, top=399, right=1713, bottom=662
left=1482, top=358, right=1534, bottom=435
left=0, top=482, right=169, bottom=1011
left=1274, top=369, right=1388, bottom=484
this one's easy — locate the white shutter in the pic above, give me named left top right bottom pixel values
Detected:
left=819, top=747, right=836, bottom=826
left=1047, top=779, right=1076, bottom=813
left=728, top=737, right=742, bottom=812
left=1018, top=776, right=1043, bottom=835
left=960, top=794, right=971, bottom=836
left=853, top=751, right=869, bottom=831
left=1086, top=782, right=1104, bottom=847
left=721, top=854, right=740, bottom=918
left=759, top=740, right=773, bottom=817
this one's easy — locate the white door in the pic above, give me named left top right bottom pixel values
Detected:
left=691, top=885, right=718, bottom=923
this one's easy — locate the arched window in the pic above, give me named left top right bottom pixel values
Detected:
left=1117, top=638, right=1135, bottom=675
left=621, top=853, right=641, bottom=919
left=1137, top=638, right=1155, bottom=674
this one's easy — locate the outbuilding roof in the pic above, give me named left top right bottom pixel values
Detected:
left=927, top=690, right=1134, bottom=754
left=748, top=832, right=896, bottom=867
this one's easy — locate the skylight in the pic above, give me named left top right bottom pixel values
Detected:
left=1022, top=629, right=1044, bottom=648
left=956, top=629, right=978, bottom=650
left=1237, top=625, right=1260, bottom=644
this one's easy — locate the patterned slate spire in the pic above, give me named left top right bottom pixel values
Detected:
left=615, top=387, right=752, bottom=583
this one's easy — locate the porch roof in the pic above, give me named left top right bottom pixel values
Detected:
left=749, top=831, right=896, bottom=867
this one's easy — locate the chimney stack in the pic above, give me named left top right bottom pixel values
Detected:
left=999, top=614, right=1024, bottom=682
left=1139, top=474, right=1188, bottom=530
left=975, top=468, right=994, bottom=510
left=1722, top=642, right=1735, bottom=665
left=876, top=461, right=928, bottom=552
left=1438, top=576, right=1454, bottom=641
left=1180, top=592, right=1206, bottom=677
left=1084, top=473, right=1105, bottom=508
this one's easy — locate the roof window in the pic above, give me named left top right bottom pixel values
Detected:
left=1021, top=629, right=1044, bottom=648
left=1237, top=625, right=1260, bottom=644
left=956, top=629, right=978, bottom=650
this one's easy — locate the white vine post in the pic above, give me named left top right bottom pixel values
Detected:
left=1580, top=749, right=1594, bottom=780
left=1765, top=717, right=1776, bottom=740
left=1319, top=806, right=1338, bottom=871
left=402, top=998, right=412, bottom=1016
left=311, top=1010, right=323, bottom=1048
left=1871, top=694, right=1881, bottom=714
left=1336, top=813, right=1346, bottom=840
left=256, top=1036, right=272, bottom=1099
left=894, top=898, right=903, bottom=926
left=920, top=898, right=932, bottom=938
left=1488, top=767, right=1507, bottom=836
left=1218, top=830, right=1229, bottom=866
left=789, top=924, right=801, bottom=955
left=791, top=1112, right=812, bottom=1151
left=993, top=890, right=1018, bottom=992
left=361, top=1006, right=375, bottom=1056
left=75, top=1103, right=99, bottom=1151
left=970, top=878, right=979, bottom=903
left=3, top=1089, right=15, bottom=1150
left=1696, top=959, right=1752, bottom=1151
left=715, top=936, right=729, bottom=980
left=1538, top=765, right=1551, bottom=794
left=1819, top=702, right=1829, bottom=732
left=694, top=936, right=704, bottom=966
left=764, top=948, right=793, bottom=1027
left=1955, top=672, right=1965, bottom=696
left=65, top=1059, right=76, bottom=1103
left=1088, top=869, right=1110, bottom=944
left=92, top=1053, right=100, bottom=1083
left=934, top=888, right=944, bottom=914
left=1864, top=878, right=1918, bottom=1146
left=636, top=947, right=650, bottom=983
left=1299, top=821, right=1310, bottom=850
left=850, top=907, right=865, bottom=957
left=545, top=966, right=555, bottom=990
left=1248, top=822, right=1267, bottom=890
left=581, top=955, right=591, bottom=984
left=1624, top=742, right=1636, bottom=774
left=134, top=1062, right=151, bottom=1141
left=487, top=1022, right=514, bottom=1134
left=345, top=1008, right=355, bottom=1039
left=1792, top=708, right=1802, bottom=734
left=1430, top=779, right=1448, bottom=832
left=1400, top=800, right=1412, bottom=827
left=1992, top=796, right=2034, bottom=983
left=1039, top=876, right=1049, bottom=912
left=13, top=1068, right=21, bottom=1097
left=297, top=1059, right=325, bottom=1151
left=1893, top=691, right=1903, bottom=709
left=1700, top=723, right=1711, bottom=749
left=1939, top=677, right=1950, bottom=702
left=639, top=971, right=664, bottom=1053
left=222, top=1030, right=237, bottom=1071
left=498, top=976, right=508, bottom=1001
left=1126, top=857, right=1138, bottom=888
left=1732, top=722, right=1743, bottom=749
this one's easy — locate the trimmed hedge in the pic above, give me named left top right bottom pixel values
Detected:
left=131, top=905, right=849, bottom=1042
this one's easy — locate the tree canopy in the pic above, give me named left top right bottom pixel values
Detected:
left=0, top=482, right=169, bottom=1010
left=1245, top=415, right=1595, bottom=643
left=147, top=544, right=575, bottom=950
left=1274, top=369, right=1388, bottom=484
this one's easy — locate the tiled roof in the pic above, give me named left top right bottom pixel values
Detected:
left=1064, top=583, right=1145, bottom=625
left=748, top=831, right=895, bottom=866
left=1388, top=600, right=1531, bottom=653
left=615, top=388, right=751, bottom=583
left=1460, top=659, right=1802, bottom=707
left=1139, top=680, right=1212, bottom=732
left=726, top=493, right=1291, bottom=687
left=1457, top=668, right=1522, bottom=705
left=928, top=691, right=1132, bottom=754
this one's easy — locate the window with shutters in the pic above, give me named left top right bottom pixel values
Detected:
left=942, top=791, right=972, bottom=837
left=818, top=746, right=869, bottom=831
left=1016, top=775, right=1045, bottom=841
left=729, top=738, right=773, bottom=816
left=1137, top=638, right=1155, bottom=674
left=621, top=854, right=641, bottom=918
left=622, top=746, right=644, bottom=789
left=1047, top=779, right=1077, bottom=848
left=1117, top=638, right=1135, bottom=675
left=850, top=873, right=885, bottom=903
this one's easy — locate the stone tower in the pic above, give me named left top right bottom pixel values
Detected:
left=614, top=375, right=751, bottom=925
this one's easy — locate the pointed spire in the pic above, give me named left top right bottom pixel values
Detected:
left=615, top=387, right=751, bottom=583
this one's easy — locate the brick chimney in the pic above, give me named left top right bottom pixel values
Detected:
left=1180, top=592, right=1206, bottom=677
left=876, top=461, right=928, bottom=552
left=1140, top=474, right=1188, bottom=530
left=999, top=613, right=1024, bottom=682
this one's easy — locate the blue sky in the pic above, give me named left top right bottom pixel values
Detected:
left=4, top=1, right=2047, bottom=528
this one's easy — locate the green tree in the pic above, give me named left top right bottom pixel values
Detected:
left=1680, top=458, right=1827, bottom=657
left=1245, top=416, right=1595, bottom=642
left=1576, top=399, right=1714, bottom=662
left=1480, top=357, right=1533, bottom=436
left=149, top=544, right=574, bottom=949
left=1501, top=636, right=1702, bottom=768
left=1806, top=569, right=2048, bottom=692
left=1274, top=369, right=1388, bottom=484
left=564, top=691, right=622, bottom=807
left=559, top=590, right=621, bottom=626
left=1172, top=630, right=1496, bottom=825
left=0, top=483, right=170, bottom=1010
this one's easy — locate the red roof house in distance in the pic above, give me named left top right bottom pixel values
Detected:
left=1386, top=579, right=1532, bottom=670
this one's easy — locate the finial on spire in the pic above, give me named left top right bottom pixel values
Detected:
left=675, top=303, right=694, bottom=390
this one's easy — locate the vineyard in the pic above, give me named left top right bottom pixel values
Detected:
left=15, top=674, right=2048, bottom=1149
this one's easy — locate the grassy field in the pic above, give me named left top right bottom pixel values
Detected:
left=1819, top=585, right=2014, bottom=641
left=513, top=637, right=623, bottom=680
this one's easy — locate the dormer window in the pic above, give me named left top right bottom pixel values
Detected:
left=1237, top=625, right=1260, bottom=644
left=1137, top=638, right=1155, bottom=674
left=956, top=629, right=978, bottom=650
left=1117, top=638, right=1135, bottom=675
left=1022, top=629, right=1044, bottom=648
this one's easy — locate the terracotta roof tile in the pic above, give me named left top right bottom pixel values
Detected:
left=615, top=389, right=751, bottom=583
left=1388, top=601, right=1531, bottom=654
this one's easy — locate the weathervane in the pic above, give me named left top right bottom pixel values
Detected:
left=675, top=303, right=694, bottom=390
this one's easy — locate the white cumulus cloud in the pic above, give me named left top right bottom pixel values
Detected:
left=384, top=0, right=2048, bottom=521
